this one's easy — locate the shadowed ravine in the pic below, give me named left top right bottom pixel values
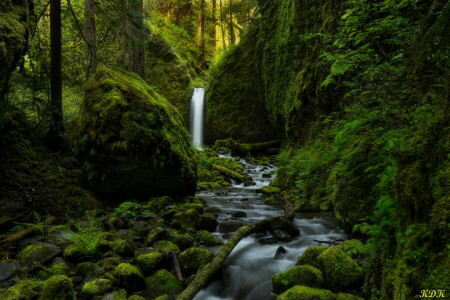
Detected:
left=194, top=155, right=347, bottom=300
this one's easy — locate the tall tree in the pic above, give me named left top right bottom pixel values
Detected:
left=212, top=0, right=217, bottom=48
left=219, top=0, right=226, bottom=48
left=228, top=0, right=235, bottom=45
left=46, top=0, right=64, bottom=148
left=84, top=0, right=97, bottom=76
left=197, top=0, right=206, bottom=68
left=123, top=0, right=145, bottom=77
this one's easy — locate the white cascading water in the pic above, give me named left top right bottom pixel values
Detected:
left=190, top=88, right=205, bottom=149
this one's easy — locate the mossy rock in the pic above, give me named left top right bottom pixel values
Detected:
left=261, top=186, right=281, bottom=196
left=180, top=203, right=204, bottom=213
left=145, top=269, right=182, bottom=297
left=317, top=247, right=363, bottom=291
left=37, top=262, right=69, bottom=280
left=172, top=209, right=199, bottom=230
left=336, top=292, right=364, bottom=300
left=277, top=285, right=335, bottom=300
left=135, top=252, right=163, bottom=275
left=81, top=279, right=113, bottom=296
left=147, top=228, right=172, bottom=245
left=76, top=67, right=197, bottom=199
left=197, top=213, right=218, bottom=231
left=63, top=243, right=98, bottom=263
left=167, top=230, right=195, bottom=251
left=153, top=240, right=180, bottom=252
left=114, top=263, right=146, bottom=292
left=75, top=262, right=104, bottom=281
left=128, top=296, right=146, bottom=300
left=17, top=243, right=60, bottom=266
left=0, top=280, right=44, bottom=300
left=102, top=289, right=127, bottom=300
left=272, top=265, right=323, bottom=294
left=179, top=247, right=213, bottom=275
left=39, top=275, right=75, bottom=300
left=153, top=295, right=171, bottom=300
left=335, top=240, right=366, bottom=259
left=148, top=196, right=174, bottom=211
left=196, top=230, right=223, bottom=246
left=109, top=238, right=136, bottom=257
left=97, top=256, right=122, bottom=272
left=296, top=246, right=328, bottom=269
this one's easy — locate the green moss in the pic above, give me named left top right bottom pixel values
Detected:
left=114, top=263, right=146, bottom=292
left=17, top=244, right=60, bottom=265
left=109, top=238, right=135, bottom=257
left=0, top=280, right=44, bottom=300
left=196, top=230, right=223, bottom=246
left=128, top=296, right=146, bottom=300
left=179, top=247, right=213, bottom=275
left=81, top=279, right=113, bottom=296
left=277, top=285, right=335, bottom=300
left=335, top=293, right=364, bottom=300
left=37, top=263, right=69, bottom=280
left=145, top=269, right=183, bottom=297
left=135, top=252, right=163, bottom=275
left=97, top=257, right=122, bottom=272
left=336, top=240, right=366, bottom=259
left=148, top=196, right=174, bottom=211
left=261, top=186, right=281, bottom=196
left=39, top=275, right=75, bottom=300
left=76, top=66, right=197, bottom=199
left=172, top=209, right=199, bottom=230
left=296, top=246, right=328, bottom=269
left=317, top=247, right=363, bottom=291
left=153, top=240, right=180, bottom=252
left=154, top=295, right=171, bottom=300
left=272, top=265, right=323, bottom=294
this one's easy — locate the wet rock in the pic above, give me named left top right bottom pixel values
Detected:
left=295, top=246, right=328, bottom=269
left=243, top=181, right=256, bottom=187
left=0, top=260, right=20, bottom=282
left=262, top=173, right=271, bottom=178
left=101, top=288, right=128, bottom=300
left=232, top=211, right=247, bottom=218
left=76, top=262, right=104, bottom=282
left=172, top=209, right=199, bottom=230
left=146, top=228, right=172, bottom=245
left=271, top=229, right=293, bottom=242
left=218, top=220, right=245, bottom=233
left=269, top=216, right=300, bottom=237
left=258, top=237, right=278, bottom=245
left=114, top=263, right=146, bottom=292
left=274, top=246, right=287, bottom=260
left=197, top=213, right=218, bottom=231
left=203, top=207, right=221, bottom=216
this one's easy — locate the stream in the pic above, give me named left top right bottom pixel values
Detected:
left=193, top=155, right=347, bottom=300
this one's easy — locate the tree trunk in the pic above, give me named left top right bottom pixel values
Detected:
left=228, top=0, right=235, bottom=45
left=84, top=0, right=97, bottom=77
left=212, top=0, right=217, bottom=48
left=46, top=0, right=64, bottom=148
left=219, top=0, right=226, bottom=48
left=198, top=0, right=206, bottom=69
left=123, top=0, right=145, bottom=77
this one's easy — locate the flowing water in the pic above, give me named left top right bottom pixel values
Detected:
left=190, top=88, right=205, bottom=149
left=194, top=155, right=347, bottom=300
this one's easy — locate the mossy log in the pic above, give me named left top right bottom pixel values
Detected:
left=215, top=139, right=281, bottom=156
left=212, top=164, right=246, bottom=182
left=176, top=195, right=294, bottom=300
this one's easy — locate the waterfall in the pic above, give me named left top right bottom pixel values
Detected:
left=190, top=88, right=205, bottom=149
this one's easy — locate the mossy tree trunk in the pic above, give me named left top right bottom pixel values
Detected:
left=228, top=0, right=235, bottom=45
left=219, top=0, right=226, bottom=48
left=123, top=0, right=145, bottom=77
left=84, top=0, right=97, bottom=77
left=197, top=0, right=206, bottom=69
left=212, top=0, right=217, bottom=48
left=46, top=0, right=64, bottom=148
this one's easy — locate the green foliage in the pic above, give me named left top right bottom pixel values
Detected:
left=113, top=201, right=156, bottom=222
left=64, top=217, right=102, bottom=258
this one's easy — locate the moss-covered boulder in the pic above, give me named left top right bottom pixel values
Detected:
left=114, top=263, right=146, bottom=292
left=272, top=265, right=323, bottom=294
left=37, top=262, right=69, bottom=280
left=336, top=293, right=364, bottom=300
left=317, top=247, right=363, bottom=290
left=17, top=243, right=60, bottom=266
left=135, top=252, right=163, bottom=275
left=172, top=209, right=199, bottom=230
left=145, top=269, right=183, bottom=296
left=81, top=279, right=113, bottom=296
left=197, top=213, right=218, bottom=232
left=0, top=280, right=43, bottom=300
left=196, top=230, right=223, bottom=246
left=0, top=0, right=33, bottom=105
left=335, top=239, right=366, bottom=259
left=179, top=247, right=213, bottom=275
left=39, top=275, right=75, bottom=300
left=97, top=256, right=122, bottom=272
left=296, top=246, right=328, bottom=269
left=129, top=296, right=146, bottom=300
left=76, top=67, right=197, bottom=199
left=277, top=285, right=335, bottom=300
left=153, top=240, right=181, bottom=252
left=109, top=238, right=136, bottom=257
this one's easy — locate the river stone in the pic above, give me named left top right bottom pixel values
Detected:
left=197, top=213, right=218, bottom=231
left=114, top=263, right=146, bottom=292
left=274, top=246, right=287, bottom=260
left=272, top=229, right=294, bottom=242
left=75, top=67, right=197, bottom=199
left=232, top=211, right=247, bottom=218
left=258, top=237, right=278, bottom=245
left=269, top=216, right=300, bottom=237
left=0, top=260, right=20, bottom=282
left=218, top=220, right=246, bottom=233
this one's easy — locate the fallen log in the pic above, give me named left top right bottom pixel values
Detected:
left=171, top=251, right=186, bottom=283
left=313, top=239, right=345, bottom=246
left=215, top=139, right=281, bottom=156
left=176, top=195, right=295, bottom=300
left=1, top=226, right=37, bottom=248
